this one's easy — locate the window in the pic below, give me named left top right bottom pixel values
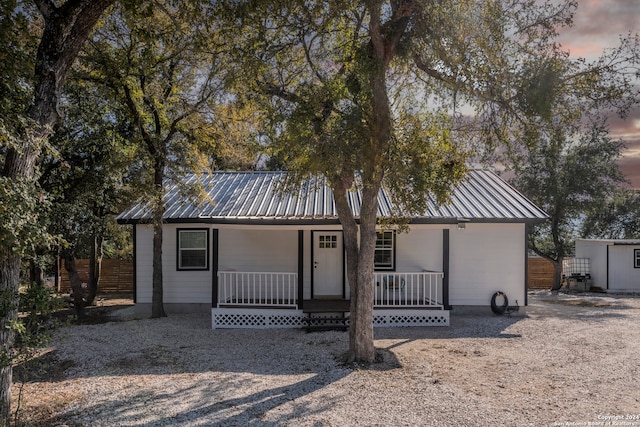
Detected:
left=375, top=231, right=395, bottom=270
left=635, top=249, right=640, bottom=269
left=177, top=229, right=209, bottom=270
left=318, top=235, right=337, bottom=248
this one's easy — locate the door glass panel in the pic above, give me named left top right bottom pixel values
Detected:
left=318, top=235, right=337, bottom=249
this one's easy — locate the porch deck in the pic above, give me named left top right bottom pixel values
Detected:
left=218, top=298, right=445, bottom=311
left=216, top=298, right=347, bottom=311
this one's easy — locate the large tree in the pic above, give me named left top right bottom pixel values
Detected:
left=81, top=1, right=252, bottom=317
left=226, top=0, right=580, bottom=363
left=0, top=0, right=114, bottom=421
left=40, top=76, right=138, bottom=314
left=504, top=39, right=639, bottom=290
left=582, top=189, right=640, bottom=240
left=511, top=123, right=628, bottom=289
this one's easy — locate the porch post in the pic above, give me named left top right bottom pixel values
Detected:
left=211, top=228, right=219, bottom=308
left=298, top=230, right=304, bottom=309
left=606, top=244, right=610, bottom=290
left=524, top=224, right=529, bottom=306
left=443, top=228, right=451, bottom=309
left=132, top=224, right=137, bottom=304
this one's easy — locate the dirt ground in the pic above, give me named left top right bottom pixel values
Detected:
left=12, top=291, right=640, bottom=427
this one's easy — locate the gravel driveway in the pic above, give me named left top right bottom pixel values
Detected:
left=17, top=291, right=640, bottom=426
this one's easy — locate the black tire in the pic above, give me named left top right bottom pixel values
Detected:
left=491, top=291, right=509, bottom=315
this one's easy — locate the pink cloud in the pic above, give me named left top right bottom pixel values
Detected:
left=556, top=1, right=640, bottom=188
left=557, top=0, right=639, bottom=58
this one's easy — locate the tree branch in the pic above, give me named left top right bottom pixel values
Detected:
left=412, top=54, right=452, bottom=83
left=366, top=0, right=385, bottom=60
left=383, top=0, right=415, bottom=62
left=260, top=82, right=303, bottom=104
left=33, top=0, right=55, bottom=19
left=122, top=83, right=155, bottom=156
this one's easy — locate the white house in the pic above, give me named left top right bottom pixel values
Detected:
left=117, top=170, right=547, bottom=328
left=575, top=239, right=640, bottom=292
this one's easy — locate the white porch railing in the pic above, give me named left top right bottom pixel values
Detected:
left=374, top=272, right=444, bottom=308
left=217, top=271, right=298, bottom=308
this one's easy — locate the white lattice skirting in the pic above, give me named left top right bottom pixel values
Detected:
left=212, top=308, right=306, bottom=329
left=212, top=308, right=450, bottom=328
left=373, top=309, right=449, bottom=327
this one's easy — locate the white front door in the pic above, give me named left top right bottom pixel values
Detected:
left=313, top=232, right=343, bottom=297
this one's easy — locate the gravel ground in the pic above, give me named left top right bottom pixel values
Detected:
left=16, top=291, right=640, bottom=426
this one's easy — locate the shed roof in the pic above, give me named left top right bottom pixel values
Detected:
left=117, top=169, right=548, bottom=224
left=575, top=238, right=640, bottom=246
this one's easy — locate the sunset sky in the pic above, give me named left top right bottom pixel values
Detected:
left=556, top=0, right=640, bottom=188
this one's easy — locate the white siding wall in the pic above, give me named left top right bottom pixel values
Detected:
left=449, top=223, right=525, bottom=306
left=608, top=245, right=640, bottom=291
left=135, top=224, right=213, bottom=304
left=575, top=240, right=609, bottom=289
left=395, top=227, right=443, bottom=272
left=135, top=225, right=153, bottom=303
left=218, top=228, right=297, bottom=273
left=163, top=225, right=212, bottom=303
left=135, top=222, right=528, bottom=307
left=136, top=225, right=332, bottom=304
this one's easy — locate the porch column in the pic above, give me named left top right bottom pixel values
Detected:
left=132, top=224, right=137, bottom=304
left=524, top=224, right=529, bottom=306
left=298, top=230, right=304, bottom=309
left=443, top=228, right=451, bottom=309
left=211, top=228, right=219, bottom=308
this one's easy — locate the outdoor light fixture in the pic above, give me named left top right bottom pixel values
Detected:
left=456, top=217, right=470, bottom=230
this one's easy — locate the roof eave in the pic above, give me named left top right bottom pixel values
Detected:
left=117, top=216, right=548, bottom=226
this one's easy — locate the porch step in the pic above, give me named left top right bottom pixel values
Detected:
left=303, top=299, right=350, bottom=313
left=302, top=314, right=349, bottom=331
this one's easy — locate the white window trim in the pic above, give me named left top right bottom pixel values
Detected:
left=375, top=231, right=395, bottom=271
left=634, top=249, right=640, bottom=269
left=177, top=228, right=209, bottom=271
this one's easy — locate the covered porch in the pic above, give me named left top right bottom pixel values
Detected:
left=209, top=225, right=452, bottom=328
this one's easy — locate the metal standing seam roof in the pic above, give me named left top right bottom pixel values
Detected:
left=117, top=170, right=548, bottom=223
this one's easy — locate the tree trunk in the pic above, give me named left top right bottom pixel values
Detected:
left=61, top=248, right=85, bottom=318
left=334, top=177, right=381, bottom=364
left=87, top=234, right=103, bottom=306
left=29, top=258, right=45, bottom=287
left=337, top=2, right=393, bottom=363
left=0, top=2, right=114, bottom=421
left=0, top=249, right=20, bottom=422
left=349, top=183, right=380, bottom=363
left=333, top=180, right=367, bottom=363
left=151, top=157, right=167, bottom=318
left=151, top=217, right=166, bottom=318
left=2, top=140, right=44, bottom=426
left=551, top=257, right=563, bottom=291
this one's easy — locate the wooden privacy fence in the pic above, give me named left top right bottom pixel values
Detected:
left=58, top=259, right=133, bottom=293
left=528, top=257, right=554, bottom=289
